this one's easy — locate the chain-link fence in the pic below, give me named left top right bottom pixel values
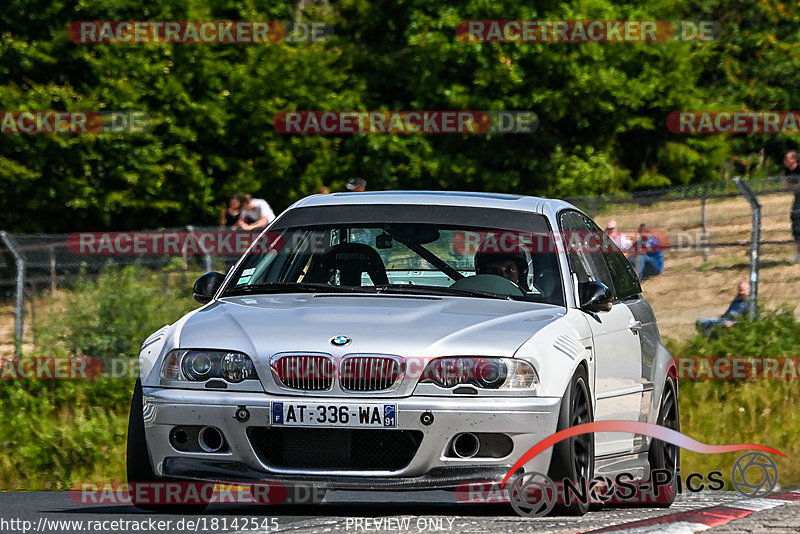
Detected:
left=2, top=176, right=799, bottom=354
left=0, top=226, right=247, bottom=355
left=567, top=175, right=799, bottom=339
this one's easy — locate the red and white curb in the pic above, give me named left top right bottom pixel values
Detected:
left=585, top=490, right=800, bottom=533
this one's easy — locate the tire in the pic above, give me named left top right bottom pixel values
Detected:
left=547, top=366, right=594, bottom=516
left=646, top=376, right=680, bottom=507
left=127, top=379, right=208, bottom=514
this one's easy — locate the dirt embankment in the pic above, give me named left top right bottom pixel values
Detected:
left=605, top=192, right=800, bottom=340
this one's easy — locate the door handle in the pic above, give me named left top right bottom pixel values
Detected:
left=629, top=320, right=643, bottom=332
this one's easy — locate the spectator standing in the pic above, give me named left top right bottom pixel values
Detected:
left=220, top=194, right=244, bottom=228
left=696, top=282, right=751, bottom=335
left=631, top=223, right=663, bottom=280
left=782, top=150, right=800, bottom=262
left=346, top=177, right=367, bottom=192
left=234, top=194, right=276, bottom=231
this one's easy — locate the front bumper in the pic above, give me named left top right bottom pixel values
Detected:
left=142, top=387, right=561, bottom=490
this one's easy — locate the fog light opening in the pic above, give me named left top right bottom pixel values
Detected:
left=452, top=433, right=480, bottom=459
left=169, top=428, right=189, bottom=447
left=198, top=426, right=224, bottom=453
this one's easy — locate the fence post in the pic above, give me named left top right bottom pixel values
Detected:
left=733, top=177, right=760, bottom=320
left=1, top=231, right=25, bottom=356
left=181, top=226, right=190, bottom=270
left=700, top=196, right=708, bottom=261
left=49, top=244, right=57, bottom=291
left=187, top=225, right=213, bottom=272
left=26, top=282, right=35, bottom=346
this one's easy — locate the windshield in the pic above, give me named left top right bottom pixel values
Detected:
left=222, top=204, right=565, bottom=306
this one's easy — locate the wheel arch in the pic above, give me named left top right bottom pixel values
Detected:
left=648, top=343, right=677, bottom=423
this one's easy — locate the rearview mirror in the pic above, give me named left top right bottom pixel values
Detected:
left=193, top=272, right=225, bottom=304
left=578, top=281, right=613, bottom=313
left=388, top=224, right=440, bottom=245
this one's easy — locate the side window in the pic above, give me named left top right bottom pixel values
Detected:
left=584, top=218, right=642, bottom=299
left=558, top=211, right=616, bottom=295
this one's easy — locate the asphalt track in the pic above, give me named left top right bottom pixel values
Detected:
left=3, top=489, right=800, bottom=534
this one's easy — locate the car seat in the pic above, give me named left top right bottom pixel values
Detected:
left=305, top=243, right=389, bottom=286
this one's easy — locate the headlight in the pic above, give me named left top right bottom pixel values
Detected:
left=184, top=352, right=213, bottom=380
left=221, top=352, right=255, bottom=382
left=420, top=357, right=539, bottom=390
left=161, top=350, right=257, bottom=383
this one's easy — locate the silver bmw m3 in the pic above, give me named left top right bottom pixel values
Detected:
left=127, top=191, right=678, bottom=514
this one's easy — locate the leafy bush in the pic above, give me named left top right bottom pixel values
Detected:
left=36, top=263, right=198, bottom=359
left=0, top=265, right=198, bottom=489
left=672, top=305, right=800, bottom=360
left=0, top=379, right=130, bottom=489
left=7, top=0, right=798, bottom=232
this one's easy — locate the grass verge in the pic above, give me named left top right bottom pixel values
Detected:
left=669, top=306, right=800, bottom=489
left=0, top=265, right=197, bottom=489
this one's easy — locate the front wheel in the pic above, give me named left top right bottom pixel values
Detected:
left=127, top=379, right=208, bottom=514
left=547, top=366, right=594, bottom=516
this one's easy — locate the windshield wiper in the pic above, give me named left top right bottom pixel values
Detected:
left=224, top=283, right=376, bottom=296
left=374, top=283, right=513, bottom=300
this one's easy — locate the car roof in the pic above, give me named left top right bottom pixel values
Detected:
left=290, top=190, right=577, bottom=215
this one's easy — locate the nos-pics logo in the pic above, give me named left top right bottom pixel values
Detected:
left=499, top=421, right=782, bottom=518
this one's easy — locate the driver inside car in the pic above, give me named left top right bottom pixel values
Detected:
left=482, top=259, right=520, bottom=283
left=474, top=236, right=531, bottom=292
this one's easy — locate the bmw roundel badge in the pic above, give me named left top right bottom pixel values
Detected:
left=331, top=335, right=351, bottom=346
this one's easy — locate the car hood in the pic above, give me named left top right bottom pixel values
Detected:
left=177, top=294, right=564, bottom=359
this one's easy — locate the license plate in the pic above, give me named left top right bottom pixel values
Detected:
left=270, top=401, right=397, bottom=428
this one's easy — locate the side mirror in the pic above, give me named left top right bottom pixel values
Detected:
left=193, top=272, right=225, bottom=304
left=578, top=281, right=613, bottom=313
